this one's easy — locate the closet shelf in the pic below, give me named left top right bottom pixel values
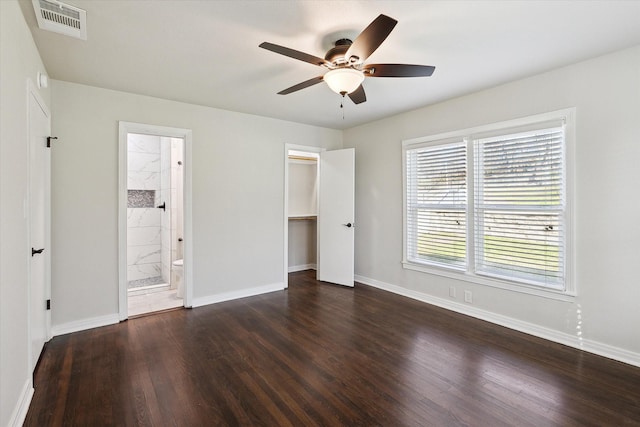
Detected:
left=288, top=214, right=317, bottom=221
left=288, top=155, right=318, bottom=162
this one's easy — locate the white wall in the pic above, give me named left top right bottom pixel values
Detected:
left=288, top=220, right=317, bottom=270
left=50, top=80, right=342, bottom=327
left=0, top=1, right=51, bottom=424
left=343, top=45, right=640, bottom=364
left=288, top=161, right=318, bottom=216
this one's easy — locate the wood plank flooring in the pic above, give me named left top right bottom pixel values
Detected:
left=25, top=270, right=640, bottom=426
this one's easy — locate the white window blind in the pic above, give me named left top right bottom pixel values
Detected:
left=474, top=126, right=565, bottom=288
left=403, top=110, right=573, bottom=294
left=406, top=141, right=467, bottom=269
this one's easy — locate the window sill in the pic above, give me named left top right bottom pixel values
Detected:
left=402, top=261, right=575, bottom=302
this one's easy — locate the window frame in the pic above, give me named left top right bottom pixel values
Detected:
left=402, top=109, right=575, bottom=300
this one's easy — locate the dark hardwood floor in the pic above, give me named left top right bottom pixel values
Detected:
left=25, top=270, right=640, bottom=426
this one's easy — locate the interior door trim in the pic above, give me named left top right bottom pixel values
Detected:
left=26, top=78, right=52, bottom=376
left=283, top=144, right=324, bottom=289
left=117, top=122, right=194, bottom=320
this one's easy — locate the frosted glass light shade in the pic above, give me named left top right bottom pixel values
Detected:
left=324, top=68, right=365, bottom=95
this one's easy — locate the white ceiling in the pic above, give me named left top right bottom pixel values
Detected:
left=19, top=0, right=640, bottom=130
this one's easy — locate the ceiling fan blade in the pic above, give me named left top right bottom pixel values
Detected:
left=259, top=42, right=329, bottom=67
left=277, top=76, right=324, bottom=95
left=364, top=64, right=436, bottom=77
left=345, top=14, right=397, bottom=63
left=348, top=85, right=367, bottom=104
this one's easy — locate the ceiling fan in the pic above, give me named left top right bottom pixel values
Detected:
left=259, top=14, right=435, bottom=105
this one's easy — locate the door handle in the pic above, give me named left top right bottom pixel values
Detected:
left=32, top=247, right=45, bottom=256
left=342, top=222, right=353, bottom=228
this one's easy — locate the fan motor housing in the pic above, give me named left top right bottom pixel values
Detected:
left=325, top=39, right=354, bottom=65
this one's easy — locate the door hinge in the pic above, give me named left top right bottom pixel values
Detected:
left=46, top=299, right=51, bottom=310
left=46, top=136, right=58, bottom=148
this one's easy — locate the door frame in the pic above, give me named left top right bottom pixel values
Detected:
left=26, top=79, right=52, bottom=374
left=283, top=144, right=324, bottom=288
left=118, top=122, right=194, bottom=320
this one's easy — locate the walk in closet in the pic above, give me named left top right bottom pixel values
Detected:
left=287, top=151, right=318, bottom=272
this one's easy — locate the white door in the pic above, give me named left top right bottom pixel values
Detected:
left=317, top=148, right=355, bottom=287
left=29, top=88, right=50, bottom=371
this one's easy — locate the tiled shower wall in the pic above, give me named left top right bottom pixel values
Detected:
left=127, top=133, right=165, bottom=288
left=170, top=138, right=184, bottom=287
left=160, top=137, right=171, bottom=287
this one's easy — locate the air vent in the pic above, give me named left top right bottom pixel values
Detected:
left=32, top=0, right=87, bottom=40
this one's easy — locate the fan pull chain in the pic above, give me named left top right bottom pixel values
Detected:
left=340, top=94, right=345, bottom=120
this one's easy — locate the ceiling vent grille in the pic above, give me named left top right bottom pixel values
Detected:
left=32, top=0, right=87, bottom=40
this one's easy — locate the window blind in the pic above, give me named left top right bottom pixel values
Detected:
left=406, top=141, right=467, bottom=268
left=474, top=127, right=565, bottom=287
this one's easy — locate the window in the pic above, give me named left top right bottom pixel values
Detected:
left=406, top=140, right=467, bottom=269
left=403, top=110, right=574, bottom=295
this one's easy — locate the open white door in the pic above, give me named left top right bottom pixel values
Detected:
left=317, top=148, right=355, bottom=287
left=28, top=84, right=51, bottom=372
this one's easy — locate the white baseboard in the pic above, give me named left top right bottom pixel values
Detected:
left=581, top=339, right=640, bottom=368
left=192, top=282, right=284, bottom=308
left=51, top=313, right=120, bottom=337
left=288, top=264, right=317, bottom=273
left=355, top=274, right=640, bottom=368
left=8, top=378, right=33, bottom=427
left=51, top=283, right=285, bottom=335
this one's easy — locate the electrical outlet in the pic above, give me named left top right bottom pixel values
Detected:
left=464, top=290, right=473, bottom=303
left=449, top=286, right=456, bottom=298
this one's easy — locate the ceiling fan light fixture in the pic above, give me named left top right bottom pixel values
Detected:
left=260, top=14, right=435, bottom=104
left=324, top=68, right=365, bottom=95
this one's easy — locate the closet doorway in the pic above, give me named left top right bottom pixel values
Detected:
left=118, top=122, right=193, bottom=319
left=286, top=148, right=319, bottom=281
left=284, top=144, right=355, bottom=288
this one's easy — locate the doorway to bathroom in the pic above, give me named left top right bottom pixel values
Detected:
left=118, top=122, right=193, bottom=319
